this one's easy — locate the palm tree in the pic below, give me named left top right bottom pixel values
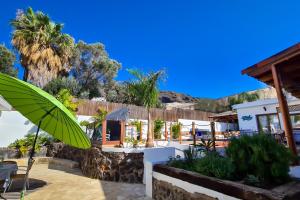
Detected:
left=127, top=69, right=165, bottom=147
left=11, top=7, right=74, bottom=87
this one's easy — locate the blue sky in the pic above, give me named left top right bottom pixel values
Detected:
left=1, top=1, right=300, bottom=98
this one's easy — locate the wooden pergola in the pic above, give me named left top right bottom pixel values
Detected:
left=209, top=111, right=238, bottom=123
left=242, top=43, right=300, bottom=156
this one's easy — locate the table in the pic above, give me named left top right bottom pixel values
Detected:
left=0, top=163, right=18, bottom=198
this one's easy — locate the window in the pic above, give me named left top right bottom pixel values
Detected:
left=291, top=114, right=300, bottom=129
left=257, top=114, right=281, bottom=134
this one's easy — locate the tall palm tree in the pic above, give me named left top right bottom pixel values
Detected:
left=11, top=7, right=74, bottom=87
left=127, top=69, right=165, bottom=147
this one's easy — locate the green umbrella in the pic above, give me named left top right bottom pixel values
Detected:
left=0, top=73, right=91, bottom=197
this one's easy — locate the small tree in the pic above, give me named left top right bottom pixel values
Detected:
left=171, top=123, right=181, bottom=139
left=44, top=76, right=81, bottom=96
left=126, top=69, right=165, bottom=147
left=131, top=121, right=142, bottom=134
left=56, top=89, right=79, bottom=116
left=92, top=107, right=108, bottom=128
left=91, top=107, right=107, bottom=140
left=154, top=120, right=164, bottom=139
left=0, top=44, right=18, bottom=77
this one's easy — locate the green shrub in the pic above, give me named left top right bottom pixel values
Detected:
left=226, top=134, right=293, bottom=186
left=43, top=77, right=81, bottom=96
left=171, top=123, right=181, bottom=139
left=194, top=152, right=234, bottom=179
left=168, top=151, right=234, bottom=180
left=154, top=120, right=164, bottom=139
left=183, top=146, right=199, bottom=163
left=9, top=133, right=53, bottom=157
left=131, top=120, right=142, bottom=133
left=56, top=89, right=79, bottom=116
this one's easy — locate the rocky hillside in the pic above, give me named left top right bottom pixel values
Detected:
left=159, top=87, right=277, bottom=113
left=159, top=91, right=198, bottom=103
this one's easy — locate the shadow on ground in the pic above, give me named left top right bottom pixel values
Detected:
left=1, top=178, right=47, bottom=200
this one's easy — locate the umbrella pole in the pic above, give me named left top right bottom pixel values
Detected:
left=21, top=107, right=55, bottom=199
left=21, top=120, right=42, bottom=199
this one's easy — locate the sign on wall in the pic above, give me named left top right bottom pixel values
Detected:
left=241, top=115, right=253, bottom=121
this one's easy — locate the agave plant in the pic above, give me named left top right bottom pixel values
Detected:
left=11, top=7, right=74, bottom=87
left=196, top=138, right=215, bottom=152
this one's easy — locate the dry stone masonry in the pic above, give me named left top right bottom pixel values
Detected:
left=47, top=143, right=144, bottom=183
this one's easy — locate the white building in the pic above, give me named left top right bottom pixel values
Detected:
left=233, top=98, right=300, bottom=142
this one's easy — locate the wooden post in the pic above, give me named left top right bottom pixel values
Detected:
left=139, top=121, right=143, bottom=142
left=169, top=122, right=172, bottom=141
left=271, top=64, right=298, bottom=157
left=102, top=120, right=107, bottom=144
left=192, top=122, right=196, bottom=146
left=179, top=123, right=182, bottom=144
left=164, top=121, right=168, bottom=141
left=120, top=121, right=125, bottom=146
left=210, top=121, right=216, bottom=151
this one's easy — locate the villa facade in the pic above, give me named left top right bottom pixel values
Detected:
left=233, top=98, right=300, bottom=142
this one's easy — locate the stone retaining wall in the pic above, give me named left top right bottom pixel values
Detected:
left=153, top=178, right=217, bottom=200
left=47, top=143, right=144, bottom=183
left=153, top=164, right=300, bottom=200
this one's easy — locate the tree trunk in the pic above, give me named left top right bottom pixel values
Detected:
left=23, top=67, right=28, bottom=82
left=146, top=108, right=154, bottom=147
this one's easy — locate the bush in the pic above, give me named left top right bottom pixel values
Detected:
left=226, top=134, right=294, bottom=186
left=43, top=77, right=81, bottom=96
left=193, top=152, right=234, bottom=179
left=9, top=133, right=53, bottom=157
left=171, top=123, right=181, bottom=139
left=168, top=151, right=234, bottom=180
left=131, top=121, right=142, bottom=133
left=56, top=89, right=79, bottom=116
left=154, top=120, right=164, bottom=139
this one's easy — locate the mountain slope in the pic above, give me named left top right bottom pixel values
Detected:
left=159, top=87, right=277, bottom=113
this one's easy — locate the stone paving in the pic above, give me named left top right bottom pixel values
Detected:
left=3, top=164, right=150, bottom=200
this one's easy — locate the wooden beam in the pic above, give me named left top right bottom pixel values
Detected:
left=271, top=64, right=298, bottom=159
left=210, top=122, right=216, bottom=151
left=164, top=121, right=168, bottom=141
left=192, top=122, right=196, bottom=146
left=179, top=124, right=182, bottom=144
left=258, top=73, right=273, bottom=82
left=120, top=121, right=125, bottom=145
left=139, top=121, right=143, bottom=142
left=169, top=122, right=172, bottom=141
left=102, top=120, right=107, bottom=145
left=248, top=65, right=271, bottom=77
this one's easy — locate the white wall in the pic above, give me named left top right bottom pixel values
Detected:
left=0, top=111, right=91, bottom=147
left=235, top=99, right=300, bottom=132
left=178, top=119, right=238, bottom=133
left=236, top=104, right=277, bottom=132
left=143, top=147, right=176, bottom=197
left=178, top=119, right=210, bottom=132
left=215, top=122, right=238, bottom=132
left=0, top=111, right=38, bottom=147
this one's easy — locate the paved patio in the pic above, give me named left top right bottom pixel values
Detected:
left=3, top=164, right=150, bottom=200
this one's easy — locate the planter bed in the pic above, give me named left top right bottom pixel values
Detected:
left=153, top=164, right=300, bottom=200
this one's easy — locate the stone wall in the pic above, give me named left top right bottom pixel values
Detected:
left=153, top=178, right=216, bottom=200
left=153, top=164, right=300, bottom=200
left=47, top=143, right=144, bottom=183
